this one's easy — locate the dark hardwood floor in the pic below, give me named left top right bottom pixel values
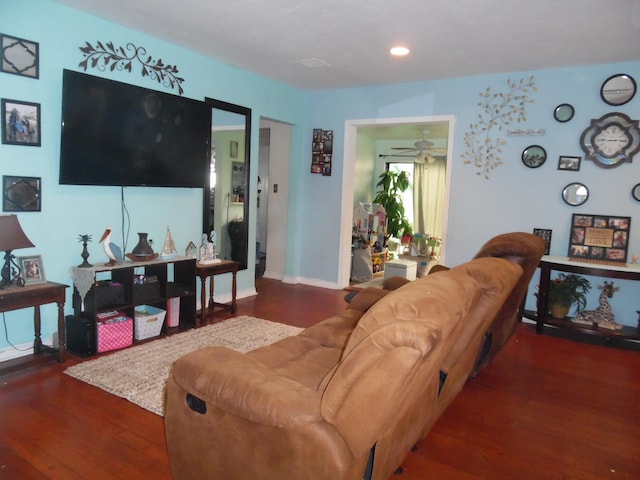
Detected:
left=1, top=278, right=638, bottom=479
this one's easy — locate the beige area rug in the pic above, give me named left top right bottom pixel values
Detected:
left=64, top=316, right=302, bottom=416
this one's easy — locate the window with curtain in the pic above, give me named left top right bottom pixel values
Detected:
left=386, top=159, right=446, bottom=240
left=386, top=162, right=414, bottom=226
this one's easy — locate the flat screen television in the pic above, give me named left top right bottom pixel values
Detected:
left=59, top=69, right=211, bottom=188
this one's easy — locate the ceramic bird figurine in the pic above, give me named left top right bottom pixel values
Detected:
left=99, top=227, right=123, bottom=266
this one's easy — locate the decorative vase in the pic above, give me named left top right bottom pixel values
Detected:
left=550, top=303, right=570, bottom=319
left=132, top=232, right=154, bottom=256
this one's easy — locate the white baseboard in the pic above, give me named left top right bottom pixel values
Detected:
left=0, top=335, right=54, bottom=363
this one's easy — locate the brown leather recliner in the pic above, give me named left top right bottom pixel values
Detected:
left=367, top=232, right=545, bottom=375
left=471, top=232, right=546, bottom=373
left=164, top=256, right=524, bottom=480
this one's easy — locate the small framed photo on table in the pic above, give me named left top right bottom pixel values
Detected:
left=533, top=228, right=552, bottom=255
left=18, top=255, right=46, bottom=285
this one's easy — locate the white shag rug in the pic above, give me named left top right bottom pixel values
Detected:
left=64, top=315, right=302, bottom=416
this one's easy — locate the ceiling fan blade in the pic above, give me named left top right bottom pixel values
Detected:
left=391, top=147, right=418, bottom=151
left=425, top=147, right=447, bottom=155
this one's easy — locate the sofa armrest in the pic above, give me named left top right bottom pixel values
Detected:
left=169, top=347, right=322, bottom=427
left=346, top=286, right=391, bottom=312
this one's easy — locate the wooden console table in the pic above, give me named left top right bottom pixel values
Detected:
left=0, top=281, right=68, bottom=376
left=525, top=255, right=640, bottom=348
left=196, top=260, right=238, bottom=324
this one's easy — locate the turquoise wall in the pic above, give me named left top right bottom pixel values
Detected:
left=301, top=64, right=640, bottom=324
left=0, top=0, right=305, bottom=352
left=1, top=0, right=639, bottom=356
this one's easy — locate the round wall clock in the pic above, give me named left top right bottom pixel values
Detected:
left=521, top=145, right=546, bottom=168
left=579, top=112, right=640, bottom=168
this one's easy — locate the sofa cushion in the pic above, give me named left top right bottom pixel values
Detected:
left=342, top=268, right=479, bottom=359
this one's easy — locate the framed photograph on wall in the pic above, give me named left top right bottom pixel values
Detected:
left=18, top=254, right=46, bottom=285
left=533, top=228, right=552, bottom=255
left=1, top=98, right=41, bottom=146
left=3, top=175, right=41, bottom=212
left=1, top=33, right=39, bottom=79
left=558, top=155, right=581, bottom=171
left=311, top=128, right=333, bottom=176
left=567, top=214, right=631, bottom=263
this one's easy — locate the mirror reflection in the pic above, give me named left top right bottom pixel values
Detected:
left=562, top=182, right=589, bottom=206
left=553, top=103, right=574, bottom=123
left=204, top=98, right=251, bottom=269
left=600, top=74, right=637, bottom=106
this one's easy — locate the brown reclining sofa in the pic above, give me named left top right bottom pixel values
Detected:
left=164, top=232, right=545, bottom=480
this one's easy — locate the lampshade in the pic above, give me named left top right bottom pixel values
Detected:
left=0, top=214, right=35, bottom=251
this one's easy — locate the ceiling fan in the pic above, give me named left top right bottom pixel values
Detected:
left=390, top=129, right=447, bottom=164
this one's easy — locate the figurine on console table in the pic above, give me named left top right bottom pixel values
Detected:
left=77, top=234, right=93, bottom=268
left=99, top=227, right=123, bottom=266
left=199, top=231, right=220, bottom=265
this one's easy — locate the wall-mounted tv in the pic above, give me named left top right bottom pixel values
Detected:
left=59, top=69, right=211, bottom=188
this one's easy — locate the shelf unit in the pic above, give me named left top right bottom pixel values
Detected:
left=524, top=255, right=640, bottom=349
left=70, top=257, right=196, bottom=352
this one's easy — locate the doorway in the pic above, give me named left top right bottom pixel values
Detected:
left=257, top=118, right=291, bottom=280
left=339, top=115, right=456, bottom=288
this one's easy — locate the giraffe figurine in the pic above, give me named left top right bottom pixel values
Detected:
left=572, top=281, right=622, bottom=330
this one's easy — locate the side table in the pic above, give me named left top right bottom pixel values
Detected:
left=523, top=255, right=640, bottom=349
left=196, top=260, right=239, bottom=324
left=0, top=281, right=68, bottom=376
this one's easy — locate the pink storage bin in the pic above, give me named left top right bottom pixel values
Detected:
left=96, top=312, right=133, bottom=353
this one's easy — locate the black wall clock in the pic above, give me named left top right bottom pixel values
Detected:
left=579, top=112, right=640, bottom=168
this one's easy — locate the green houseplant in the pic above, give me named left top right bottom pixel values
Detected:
left=372, top=170, right=413, bottom=242
left=547, top=273, right=591, bottom=318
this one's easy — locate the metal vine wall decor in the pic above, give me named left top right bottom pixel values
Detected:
left=462, top=76, right=538, bottom=179
left=78, top=41, right=184, bottom=95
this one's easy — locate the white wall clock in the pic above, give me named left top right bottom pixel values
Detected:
left=579, top=112, right=640, bottom=168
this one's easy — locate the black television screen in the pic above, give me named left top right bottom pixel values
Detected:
left=60, top=69, right=211, bottom=188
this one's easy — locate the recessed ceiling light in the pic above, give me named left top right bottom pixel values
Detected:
left=390, top=46, right=410, bottom=56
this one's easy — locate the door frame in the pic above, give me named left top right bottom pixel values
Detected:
left=338, top=115, right=456, bottom=288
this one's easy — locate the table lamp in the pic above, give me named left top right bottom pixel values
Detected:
left=0, top=214, right=35, bottom=289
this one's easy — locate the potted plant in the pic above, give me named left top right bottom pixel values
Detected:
left=372, top=170, right=413, bottom=243
left=547, top=273, right=591, bottom=318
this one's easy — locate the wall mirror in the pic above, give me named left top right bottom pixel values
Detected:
left=553, top=103, right=574, bottom=123
left=562, top=182, right=589, bottom=206
left=204, top=98, right=251, bottom=270
left=600, top=74, right=636, bottom=106
left=632, top=183, right=640, bottom=202
left=522, top=144, right=547, bottom=168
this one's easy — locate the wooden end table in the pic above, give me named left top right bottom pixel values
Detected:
left=195, top=260, right=239, bottom=324
left=0, top=281, right=68, bottom=376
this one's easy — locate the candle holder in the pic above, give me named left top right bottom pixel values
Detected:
left=77, top=234, right=93, bottom=268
